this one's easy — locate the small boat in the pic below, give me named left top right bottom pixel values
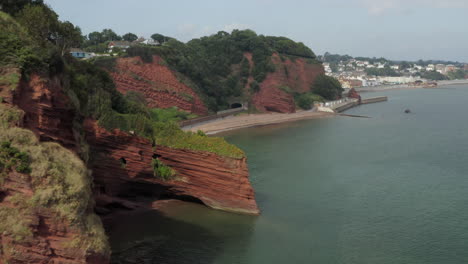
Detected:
left=404, top=109, right=411, bottom=114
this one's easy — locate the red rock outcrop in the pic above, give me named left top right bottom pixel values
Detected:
left=13, top=74, right=78, bottom=151
left=155, top=145, right=259, bottom=214
left=347, top=88, right=362, bottom=103
left=83, top=119, right=259, bottom=215
left=110, top=56, right=208, bottom=115
left=0, top=172, right=108, bottom=264
left=253, top=53, right=324, bottom=113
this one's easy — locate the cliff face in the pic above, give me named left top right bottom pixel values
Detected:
left=155, top=145, right=259, bottom=214
left=253, top=53, right=325, bottom=113
left=110, top=56, right=208, bottom=115
left=84, top=119, right=259, bottom=215
left=0, top=172, right=107, bottom=264
left=13, top=74, right=78, bottom=151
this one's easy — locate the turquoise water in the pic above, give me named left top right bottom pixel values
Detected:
left=108, top=86, right=468, bottom=264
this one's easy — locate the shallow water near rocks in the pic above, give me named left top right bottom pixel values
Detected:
left=107, top=86, right=468, bottom=264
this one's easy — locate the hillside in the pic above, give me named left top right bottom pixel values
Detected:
left=96, top=30, right=337, bottom=114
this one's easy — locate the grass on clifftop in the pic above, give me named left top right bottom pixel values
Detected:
left=0, top=104, right=109, bottom=254
left=153, top=121, right=245, bottom=159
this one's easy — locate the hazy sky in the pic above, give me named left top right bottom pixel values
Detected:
left=45, top=0, right=468, bottom=62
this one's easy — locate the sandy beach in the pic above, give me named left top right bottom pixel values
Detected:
left=184, top=110, right=335, bottom=135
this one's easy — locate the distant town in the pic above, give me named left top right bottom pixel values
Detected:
left=319, top=53, right=468, bottom=88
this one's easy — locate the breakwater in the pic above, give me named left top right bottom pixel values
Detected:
left=361, top=96, right=388, bottom=104
left=317, top=96, right=387, bottom=113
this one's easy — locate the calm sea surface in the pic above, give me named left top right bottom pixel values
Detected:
left=107, top=86, right=468, bottom=264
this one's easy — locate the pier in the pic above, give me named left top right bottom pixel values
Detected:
left=317, top=96, right=388, bottom=113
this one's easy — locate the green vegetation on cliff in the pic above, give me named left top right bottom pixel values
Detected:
left=0, top=104, right=109, bottom=254
left=123, top=30, right=319, bottom=111
left=312, top=74, right=344, bottom=100
left=0, top=5, right=245, bottom=158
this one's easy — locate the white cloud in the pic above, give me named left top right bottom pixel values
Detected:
left=361, top=0, right=468, bottom=15
left=222, top=23, right=251, bottom=33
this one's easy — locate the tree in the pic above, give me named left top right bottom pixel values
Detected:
left=312, top=75, right=343, bottom=100
left=56, top=21, right=83, bottom=55
left=420, top=70, right=448, bottom=81
left=88, top=31, right=103, bottom=45
left=16, top=4, right=60, bottom=47
left=101, top=28, right=121, bottom=42
left=122, top=32, right=137, bottom=42
left=0, top=0, right=43, bottom=15
left=399, top=61, right=411, bottom=70
left=151, top=33, right=170, bottom=43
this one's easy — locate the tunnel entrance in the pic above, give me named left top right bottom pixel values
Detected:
left=230, top=103, right=242, bottom=109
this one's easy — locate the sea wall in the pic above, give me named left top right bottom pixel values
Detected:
left=361, top=96, right=388, bottom=104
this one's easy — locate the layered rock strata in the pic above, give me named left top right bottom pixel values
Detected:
left=253, top=53, right=324, bottom=113
left=110, top=56, right=208, bottom=115
left=84, top=119, right=259, bottom=215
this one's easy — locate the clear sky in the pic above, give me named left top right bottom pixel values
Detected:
left=45, top=0, right=468, bottom=62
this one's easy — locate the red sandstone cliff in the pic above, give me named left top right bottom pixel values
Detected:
left=0, top=172, right=108, bottom=264
left=110, top=56, right=208, bottom=115
left=13, top=75, right=79, bottom=151
left=253, top=53, right=324, bottom=113
left=11, top=72, right=259, bottom=215
left=4, top=67, right=259, bottom=263
left=84, top=119, right=259, bottom=215
left=347, top=88, right=362, bottom=103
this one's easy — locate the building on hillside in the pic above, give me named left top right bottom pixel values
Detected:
left=339, top=78, right=363, bottom=88
left=323, top=62, right=332, bottom=73
left=445, top=65, right=457, bottom=73
left=379, top=76, right=419, bottom=84
left=435, top=64, right=445, bottom=73
left=426, top=64, right=435, bottom=71
left=464, top=64, right=468, bottom=71
left=134, top=37, right=161, bottom=46
left=69, top=48, right=95, bottom=59
left=390, top=65, right=400, bottom=70
left=108, top=41, right=131, bottom=52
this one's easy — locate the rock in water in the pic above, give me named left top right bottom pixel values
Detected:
left=405, top=109, right=411, bottom=113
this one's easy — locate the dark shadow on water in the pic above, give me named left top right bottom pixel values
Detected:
left=105, top=205, right=257, bottom=264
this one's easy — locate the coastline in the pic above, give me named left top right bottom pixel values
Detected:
left=186, top=80, right=468, bottom=136
left=185, top=111, right=335, bottom=135
left=355, top=79, right=468, bottom=93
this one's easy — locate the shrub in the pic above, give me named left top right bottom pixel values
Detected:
left=0, top=124, right=109, bottom=253
left=297, top=94, right=313, bottom=110
left=312, top=74, right=344, bottom=100
left=151, top=158, right=176, bottom=181
left=0, top=141, right=32, bottom=178
left=250, top=81, right=260, bottom=93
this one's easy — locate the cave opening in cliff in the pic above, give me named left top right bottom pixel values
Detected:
left=119, top=157, right=127, bottom=168
left=231, top=102, right=242, bottom=109
left=160, top=193, right=205, bottom=205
